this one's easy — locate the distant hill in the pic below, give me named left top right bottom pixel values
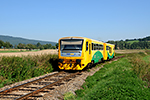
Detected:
left=0, top=35, right=57, bottom=46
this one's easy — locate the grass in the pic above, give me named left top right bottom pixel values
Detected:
left=115, top=53, right=125, bottom=57
left=126, top=40, right=139, bottom=44
left=0, top=54, right=58, bottom=88
left=143, top=55, right=150, bottom=63
left=64, top=51, right=150, bottom=100
left=127, top=50, right=150, bottom=86
left=1, top=49, right=150, bottom=99
left=115, top=49, right=147, bottom=54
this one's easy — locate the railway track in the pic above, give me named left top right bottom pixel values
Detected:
left=0, top=55, right=125, bottom=100
left=0, top=71, right=82, bottom=100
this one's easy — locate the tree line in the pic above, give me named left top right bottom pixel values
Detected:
left=0, top=40, right=58, bottom=50
left=107, top=36, right=150, bottom=50
left=107, top=40, right=150, bottom=50
left=126, top=36, right=150, bottom=42
left=1, top=36, right=150, bottom=50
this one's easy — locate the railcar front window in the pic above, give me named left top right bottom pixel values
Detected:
left=60, top=39, right=83, bottom=51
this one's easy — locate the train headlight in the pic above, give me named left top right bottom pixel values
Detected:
left=58, top=59, right=63, bottom=63
left=76, top=59, right=81, bottom=64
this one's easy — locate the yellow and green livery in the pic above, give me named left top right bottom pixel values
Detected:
left=58, top=37, right=115, bottom=70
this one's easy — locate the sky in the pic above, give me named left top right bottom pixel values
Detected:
left=0, top=0, right=150, bottom=42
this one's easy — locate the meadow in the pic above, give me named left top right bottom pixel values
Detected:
left=0, top=54, right=58, bottom=88
left=0, top=49, right=150, bottom=99
left=64, top=50, right=150, bottom=100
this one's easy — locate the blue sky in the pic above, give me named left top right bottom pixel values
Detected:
left=0, top=0, right=150, bottom=42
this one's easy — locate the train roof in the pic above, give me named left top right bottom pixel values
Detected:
left=59, top=36, right=115, bottom=45
left=59, top=36, right=103, bottom=42
left=105, top=42, right=115, bottom=46
left=59, top=36, right=85, bottom=40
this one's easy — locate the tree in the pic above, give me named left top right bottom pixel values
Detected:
left=0, top=40, right=4, bottom=48
left=17, top=43, right=26, bottom=49
left=52, top=46, right=56, bottom=49
left=4, top=42, right=13, bottom=48
left=55, top=43, right=58, bottom=49
left=26, top=44, right=36, bottom=50
left=39, top=45, right=44, bottom=50
left=36, top=42, right=41, bottom=48
left=43, top=44, right=52, bottom=49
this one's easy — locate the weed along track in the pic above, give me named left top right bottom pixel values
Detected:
left=0, top=71, right=82, bottom=100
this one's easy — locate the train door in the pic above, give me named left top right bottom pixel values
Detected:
left=103, top=43, right=107, bottom=60
left=84, top=40, right=92, bottom=65
left=89, top=40, right=92, bottom=61
left=109, top=46, right=112, bottom=55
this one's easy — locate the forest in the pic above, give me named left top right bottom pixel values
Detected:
left=0, top=40, right=58, bottom=50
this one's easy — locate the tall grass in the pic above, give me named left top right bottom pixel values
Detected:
left=127, top=50, right=150, bottom=87
left=0, top=54, right=58, bottom=88
left=64, top=50, right=150, bottom=100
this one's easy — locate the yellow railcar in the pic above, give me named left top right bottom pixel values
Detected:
left=58, top=37, right=115, bottom=70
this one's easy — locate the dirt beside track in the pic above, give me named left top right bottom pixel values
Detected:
left=0, top=49, right=58, bottom=57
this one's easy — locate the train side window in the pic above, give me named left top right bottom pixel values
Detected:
left=86, top=42, right=88, bottom=51
left=96, top=44, right=98, bottom=50
left=109, top=47, right=112, bottom=53
left=92, top=43, right=94, bottom=50
left=97, top=44, right=99, bottom=50
left=94, top=44, right=96, bottom=50
left=100, top=44, right=103, bottom=50
left=89, top=44, right=91, bottom=54
left=106, top=46, right=109, bottom=50
left=98, top=44, right=100, bottom=50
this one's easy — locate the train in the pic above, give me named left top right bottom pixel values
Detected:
left=58, top=36, right=115, bottom=70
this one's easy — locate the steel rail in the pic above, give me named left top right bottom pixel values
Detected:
left=14, top=72, right=80, bottom=100
left=0, top=71, right=65, bottom=95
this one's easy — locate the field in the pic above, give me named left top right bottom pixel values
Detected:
left=126, top=40, right=139, bottom=44
left=0, top=54, right=58, bottom=88
left=0, top=49, right=58, bottom=57
left=0, top=49, right=150, bottom=99
left=0, top=49, right=58, bottom=88
left=64, top=50, right=150, bottom=99
left=115, top=49, right=148, bottom=54
left=0, top=49, right=40, bottom=53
